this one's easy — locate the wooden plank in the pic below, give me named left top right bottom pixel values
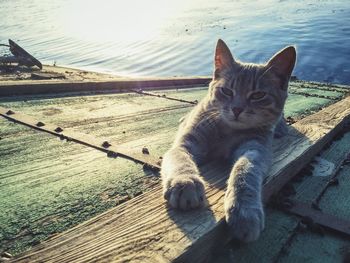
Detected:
left=0, top=84, right=340, bottom=161
left=216, top=128, right=350, bottom=263
left=8, top=39, right=42, bottom=69
left=292, top=129, right=350, bottom=203
left=263, top=95, right=350, bottom=201
left=213, top=209, right=300, bottom=263
left=30, top=72, right=66, bottom=80
left=0, top=118, right=157, bottom=256
left=318, top=165, right=350, bottom=220
left=0, top=106, right=161, bottom=170
left=11, top=96, right=350, bottom=262
left=276, top=224, right=350, bottom=263
left=0, top=85, right=338, bottom=256
left=0, top=77, right=211, bottom=96
left=283, top=200, right=350, bottom=237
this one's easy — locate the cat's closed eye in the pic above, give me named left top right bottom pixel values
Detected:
left=220, top=87, right=234, bottom=97
left=249, top=91, right=266, bottom=100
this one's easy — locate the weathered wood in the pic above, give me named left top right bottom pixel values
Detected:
left=217, top=125, right=350, bottom=263
left=8, top=39, right=42, bottom=69
left=0, top=106, right=161, bottom=170
left=12, top=96, right=350, bottom=262
left=0, top=84, right=341, bottom=256
left=263, top=95, right=350, bottom=202
left=0, top=118, right=156, bottom=256
left=30, top=72, right=66, bottom=80
left=293, top=129, right=350, bottom=204
left=0, top=77, right=211, bottom=97
left=283, top=200, right=350, bottom=237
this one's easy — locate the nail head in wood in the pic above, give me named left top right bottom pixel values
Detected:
left=54, top=127, right=63, bottom=133
left=36, top=121, right=45, bottom=127
left=142, top=147, right=150, bottom=155
left=102, top=141, right=111, bottom=148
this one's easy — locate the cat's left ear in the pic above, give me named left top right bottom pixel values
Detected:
left=267, top=46, right=296, bottom=82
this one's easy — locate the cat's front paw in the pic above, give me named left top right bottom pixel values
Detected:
left=224, top=200, right=265, bottom=242
left=163, top=175, right=206, bottom=210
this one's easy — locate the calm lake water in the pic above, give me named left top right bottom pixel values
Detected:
left=1, top=0, right=349, bottom=84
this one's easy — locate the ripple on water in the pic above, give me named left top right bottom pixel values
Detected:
left=0, top=0, right=349, bottom=84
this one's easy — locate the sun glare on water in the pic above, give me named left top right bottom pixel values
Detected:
left=60, top=0, right=195, bottom=44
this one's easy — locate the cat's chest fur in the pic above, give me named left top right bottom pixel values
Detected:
left=206, top=130, right=251, bottom=160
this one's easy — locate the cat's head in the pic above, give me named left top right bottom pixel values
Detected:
left=208, top=39, right=296, bottom=130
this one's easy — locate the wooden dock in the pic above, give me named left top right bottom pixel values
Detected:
left=0, top=69, right=350, bottom=262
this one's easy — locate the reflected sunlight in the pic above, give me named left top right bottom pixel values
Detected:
left=60, top=0, right=196, bottom=43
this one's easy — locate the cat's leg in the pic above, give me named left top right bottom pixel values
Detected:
left=224, top=141, right=271, bottom=242
left=161, top=146, right=206, bottom=210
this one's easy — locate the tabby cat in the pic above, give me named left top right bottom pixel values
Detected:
left=161, top=39, right=296, bottom=242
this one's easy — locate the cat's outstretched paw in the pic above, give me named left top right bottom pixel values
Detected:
left=163, top=175, right=206, bottom=210
left=224, top=201, right=265, bottom=242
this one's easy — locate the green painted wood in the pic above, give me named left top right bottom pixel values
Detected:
left=214, top=133, right=350, bottom=263
left=0, top=118, right=158, bottom=255
left=318, top=165, right=350, bottom=219
left=293, top=131, right=350, bottom=203
left=277, top=231, right=350, bottom=263
left=0, top=83, right=341, bottom=159
left=0, top=81, right=347, bottom=258
left=213, top=209, right=299, bottom=263
left=284, top=94, right=332, bottom=118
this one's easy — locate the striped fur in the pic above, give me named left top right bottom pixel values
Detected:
left=161, top=39, right=296, bottom=242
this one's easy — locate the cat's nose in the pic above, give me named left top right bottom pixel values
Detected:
left=232, top=107, right=243, bottom=118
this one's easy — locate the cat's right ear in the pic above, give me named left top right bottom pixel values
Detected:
left=214, top=39, right=235, bottom=79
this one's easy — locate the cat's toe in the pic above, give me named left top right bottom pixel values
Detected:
left=225, top=204, right=264, bottom=242
left=163, top=176, right=206, bottom=210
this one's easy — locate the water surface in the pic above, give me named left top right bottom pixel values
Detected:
left=0, top=0, right=349, bottom=84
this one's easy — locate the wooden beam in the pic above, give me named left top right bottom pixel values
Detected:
left=0, top=77, right=211, bottom=97
left=283, top=200, right=350, bottom=237
left=11, top=96, right=350, bottom=263
left=0, top=106, right=161, bottom=170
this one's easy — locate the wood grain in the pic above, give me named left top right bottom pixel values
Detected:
left=0, top=106, right=161, bottom=169
left=11, top=96, right=350, bottom=262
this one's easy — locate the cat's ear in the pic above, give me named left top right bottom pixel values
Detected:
left=267, top=46, right=296, bottom=81
left=214, top=39, right=235, bottom=79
